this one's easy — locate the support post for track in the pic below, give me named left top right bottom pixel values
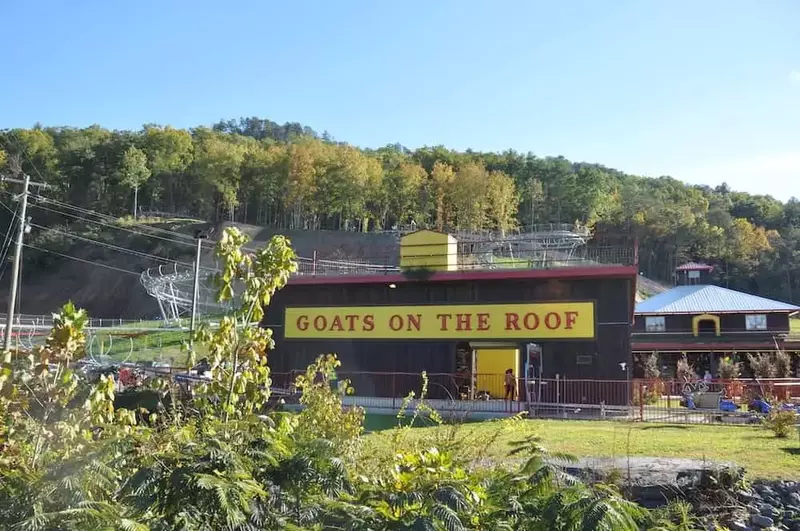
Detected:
left=190, top=230, right=208, bottom=345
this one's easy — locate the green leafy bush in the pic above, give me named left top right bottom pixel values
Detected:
left=747, top=352, right=778, bottom=379
left=0, top=227, right=660, bottom=530
left=717, top=356, right=741, bottom=380
left=293, top=353, right=365, bottom=459
left=764, top=410, right=797, bottom=438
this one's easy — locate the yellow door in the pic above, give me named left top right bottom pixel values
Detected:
left=475, top=348, right=519, bottom=399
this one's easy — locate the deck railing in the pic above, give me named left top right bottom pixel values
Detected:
left=294, top=241, right=636, bottom=278
left=269, top=371, right=800, bottom=425
left=131, top=365, right=800, bottom=425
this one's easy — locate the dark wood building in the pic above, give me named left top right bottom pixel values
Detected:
left=632, top=265, right=800, bottom=377
left=265, top=264, right=637, bottom=401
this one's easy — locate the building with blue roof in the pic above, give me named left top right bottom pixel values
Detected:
left=631, top=263, right=800, bottom=378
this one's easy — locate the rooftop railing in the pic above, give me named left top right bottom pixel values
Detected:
left=294, top=239, right=636, bottom=278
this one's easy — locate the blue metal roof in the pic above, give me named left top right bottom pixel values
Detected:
left=634, top=284, right=800, bottom=315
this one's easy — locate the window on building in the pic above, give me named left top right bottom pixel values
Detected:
left=745, top=314, right=767, bottom=331
left=645, top=316, right=666, bottom=332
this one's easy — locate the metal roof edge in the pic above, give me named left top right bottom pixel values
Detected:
left=635, top=309, right=799, bottom=316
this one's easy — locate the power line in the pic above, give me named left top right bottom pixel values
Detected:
left=22, top=243, right=140, bottom=276
left=0, top=197, right=216, bottom=272
left=32, top=194, right=210, bottom=246
left=0, top=204, right=20, bottom=282
left=27, top=198, right=200, bottom=249
left=29, top=222, right=193, bottom=267
left=0, top=173, right=52, bottom=353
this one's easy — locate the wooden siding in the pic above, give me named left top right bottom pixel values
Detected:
left=633, top=312, right=790, bottom=334
left=264, top=276, right=633, bottom=386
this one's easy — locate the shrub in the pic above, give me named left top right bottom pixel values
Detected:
left=633, top=381, right=663, bottom=406
left=648, top=500, right=703, bottom=531
left=748, top=352, right=778, bottom=379
left=677, top=355, right=697, bottom=383
left=638, top=352, right=660, bottom=379
left=293, top=353, right=365, bottom=459
left=717, top=356, right=741, bottom=380
left=775, top=349, right=792, bottom=378
left=764, top=410, right=797, bottom=438
left=0, top=227, right=659, bottom=531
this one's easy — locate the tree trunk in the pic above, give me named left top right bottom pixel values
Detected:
left=133, top=186, right=138, bottom=219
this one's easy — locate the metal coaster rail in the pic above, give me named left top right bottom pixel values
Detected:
left=139, top=224, right=634, bottom=324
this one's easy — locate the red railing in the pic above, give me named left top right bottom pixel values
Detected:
left=141, top=365, right=800, bottom=424
left=270, top=370, right=634, bottom=408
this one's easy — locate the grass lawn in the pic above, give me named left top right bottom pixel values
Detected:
left=87, top=315, right=229, bottom=364
left=361, top=418, right=800, bottom=480
left=89, top=321, right=210, bottom=364
left=90, top=329, right=195, bottom=363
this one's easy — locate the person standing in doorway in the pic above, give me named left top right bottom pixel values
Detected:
left=504, top=369, right=515, bottom=412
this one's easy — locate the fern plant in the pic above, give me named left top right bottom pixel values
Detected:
left=484, top=435, right=646, bottom=530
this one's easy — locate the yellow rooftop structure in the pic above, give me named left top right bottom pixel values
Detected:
left=400, top=229, right=458, bottom=272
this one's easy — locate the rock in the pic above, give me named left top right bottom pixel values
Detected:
left=763, top=505, right=779, bottom=516
left=790, top=493, right=800, bottom=507
left=728, top=521, right=751, bottom=531
left=763, top=490, right=778, bottom=500
left=751, top=514, right=775, bottom=528
left=739, top=490, right=758, bottom=502
left=767, top=496, right=783, bottom=507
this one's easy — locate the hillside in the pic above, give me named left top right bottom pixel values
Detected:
left=4, top=213, right=675, bottom=319
left=0, top=218, right=211, bottom=318
left=0, top=219, right=402, bottom=319
left=1, top=117, right=799, bottom=306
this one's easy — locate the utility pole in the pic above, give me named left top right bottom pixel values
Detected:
left=2, top=174, right=50, bottom=353
left=189, top=229, right=209, bottom=340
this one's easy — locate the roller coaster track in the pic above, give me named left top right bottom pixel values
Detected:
left=451, top=226, right=591, bottom=269
left=141, top=225, right=593, bottom=323
left=140, top=256, right=401, bottom=324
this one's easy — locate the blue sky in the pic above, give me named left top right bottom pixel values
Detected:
left=2, top=0, right=799, bottom=200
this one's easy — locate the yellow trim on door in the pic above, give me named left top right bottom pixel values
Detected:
left=692, top=314, right=720, bottom=337
left=475, top=348, right=519, bottom=398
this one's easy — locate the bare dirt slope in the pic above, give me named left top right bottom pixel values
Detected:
left=224, top=223, right=399, bottom=260
left=0, top=220, right=210, bottom=319
left=0, top=222, right=399, bottom=319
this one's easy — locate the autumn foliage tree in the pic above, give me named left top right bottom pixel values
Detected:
left=2, top=117, right=800, bottom=302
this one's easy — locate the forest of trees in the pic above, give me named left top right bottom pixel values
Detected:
left=1, top=117, right=799, bottom=302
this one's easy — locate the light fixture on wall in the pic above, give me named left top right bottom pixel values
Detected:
left=388, top=283, right=397, bottom=289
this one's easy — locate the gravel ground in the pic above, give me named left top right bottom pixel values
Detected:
left=565, top=456, right=800, bottom=530
left=731, top=481, right=800, bottom=530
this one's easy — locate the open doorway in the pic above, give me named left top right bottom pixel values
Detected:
left=697, top=320, right=716, bottom=336
left=473, top=346, right=520, bottom=400
left=455, top=342, right=474, bottom=399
